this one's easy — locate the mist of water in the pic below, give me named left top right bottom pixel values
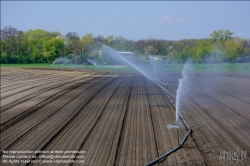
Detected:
left=148, top=53, right=158, bottom=79
left=52, top=57, right=70, bottom=64
left=87, top=59, right=99, bottom=67
left=175, top=63, right=190, bottom=122
left=99, top=44, right=186, bottom=130
left=210, top=55, right=250, bottom=72
left=100, top=44, right=158, bottom=81
left=51, top=43, right=249, bottom=135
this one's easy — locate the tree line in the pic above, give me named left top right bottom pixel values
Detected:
left=1, top=26, right=250, bottom=64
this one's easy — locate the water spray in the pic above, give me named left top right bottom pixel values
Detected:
left=148, top=53, right=158, bottom=79
left=97, top=45, right=193, bottom=166
left=144, top=63, right=192, bottom=166
left=145, top=56, right=249, bottom=165
left=51, top=44, right=193, bottom=165
left=100, top=45, right=191, bottom=129
left=206, top=55, right=250, bottom=72
left=86, top=59, right=100, bottom=68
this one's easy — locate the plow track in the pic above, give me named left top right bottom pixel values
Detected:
left=1, top=68, right=249, bottom=166
left=161, top=73, right=250, bottom=166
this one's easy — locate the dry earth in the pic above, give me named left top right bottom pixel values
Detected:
left=1, top=67, right=249, bottom=166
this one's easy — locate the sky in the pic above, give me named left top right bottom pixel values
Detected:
left=1, top=1, right=250, bottom=41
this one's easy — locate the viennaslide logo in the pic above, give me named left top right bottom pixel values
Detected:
left=220, top=146, right=248, bottom=165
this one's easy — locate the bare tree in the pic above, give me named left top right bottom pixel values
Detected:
left=1, top=26, right=19, bottom=39
left=65, top=31, right=80, bottom=40
left=1, top=26, right=20, bottom=60
left=94, top=35, right=105, bottom=49
left=65, top=31, right=81, bottom=55
left=94, top=35, right=105, bottom=43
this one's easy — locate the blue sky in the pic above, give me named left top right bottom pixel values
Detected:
left=1, top=1, right=250, bottom=40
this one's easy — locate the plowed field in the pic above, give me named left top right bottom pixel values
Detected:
left=1, top=67, right=249, bottom=166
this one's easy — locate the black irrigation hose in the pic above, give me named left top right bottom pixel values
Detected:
left=142, top=75, right=193, bottom=166
left=120, top=63, right=193, bottom=165
left=145, top=129, right=192, bottom=166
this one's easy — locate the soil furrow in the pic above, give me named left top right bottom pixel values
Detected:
left=0, top=73, right=97, bottom=111
left=2, top=74, right=121, bottom=165
left=0, top=74, right=114, bottom=152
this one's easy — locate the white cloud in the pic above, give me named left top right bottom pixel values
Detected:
left=158, top=15, right=172, bottom=23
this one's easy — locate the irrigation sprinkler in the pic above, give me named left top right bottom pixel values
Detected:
left=135, top=68, right=191, bottom=130
left=97, top=47, right=193, bottom=165
left=143, top=74, right=192, bottom=166
left=158, top=85, right=191, bottom=130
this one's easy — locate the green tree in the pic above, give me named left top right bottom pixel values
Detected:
left=174, top=46, right=190, bottom=63
left=223, top=30, right=234, bottom=40
left=43, top=38, right=64, bottom=63
left=0, top=41, right=6, bottom=55
left=56, top=35, right=71, bottom=56
left=0, top=41, right=7, bottom=63
left=144, top=45, right=158, bottom=55
left=166, top=45, right=177, bottom=57
left=218, top=29, right=224, bottom=41
left=210, top=30, right=220, bottom=41
left=210, top=41, right=225, bottom=63
left=27, top=38, right=44, bottom=63
left=81, top=33, right=94, bottom=54
left=25, top=29, right=51, bottom=41
left=210, top=29, right=234, bottom=41
left=224, top=40, right=246, bottom=61
left=112, top=36, right=126, bottom=50
left=191, top=40, right=212, bottom=63
left=105, top=35, right=114, bottom=46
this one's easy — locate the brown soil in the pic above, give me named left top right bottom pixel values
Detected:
left=1, top=67, right=249, bottom=166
